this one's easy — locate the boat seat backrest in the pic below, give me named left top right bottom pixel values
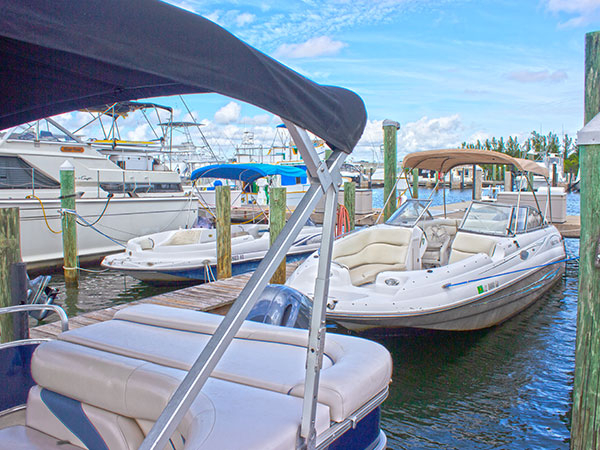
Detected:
left=448, top=232, right=497, bottom=264
left=332, top=227, right=413, bottom=285
left=420, top=219, right=460, bottom=266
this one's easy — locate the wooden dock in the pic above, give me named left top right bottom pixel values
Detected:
left=30, top=262, right=301, bottom=340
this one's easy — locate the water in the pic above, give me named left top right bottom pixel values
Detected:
left=41, top=188, right=579, bottom=449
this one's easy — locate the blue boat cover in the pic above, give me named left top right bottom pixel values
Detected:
left=191, top=164, right=306, bottom=183
left=0, top=0, right=366, bottom=154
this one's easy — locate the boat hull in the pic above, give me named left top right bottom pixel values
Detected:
left=110, top=251, right=312, bottom=283
left=0, top=196, right=196, bottom=271
left=330, top=262, right=565, bottom=332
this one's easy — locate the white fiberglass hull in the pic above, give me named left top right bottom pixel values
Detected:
left=102, top=225, right=322, bottom=283
left=0, top=195, right=197, bottom=271
left=287, top=225, right=566, bottom=332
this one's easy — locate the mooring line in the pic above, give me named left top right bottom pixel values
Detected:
left=61, top=208, right=126, bottom=248
left=442, top=256, right=579, bottom=289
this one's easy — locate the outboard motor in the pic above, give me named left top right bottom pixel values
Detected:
left=246, top=284, right=311, bottom=329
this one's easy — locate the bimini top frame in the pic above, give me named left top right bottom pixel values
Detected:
left=1, top=2, right=366, bottom=450
left=402, top=148, right=549, bottom=178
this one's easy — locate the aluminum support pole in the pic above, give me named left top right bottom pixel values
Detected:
left=298, top=181, right=339, bottom=449
left=140, top=125, right=347, bottom=450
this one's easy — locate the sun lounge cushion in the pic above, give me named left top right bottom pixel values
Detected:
left=56, top=304, right=392, bottom=423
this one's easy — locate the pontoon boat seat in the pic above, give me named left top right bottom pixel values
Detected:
left=332, top=227, right=422, bottom=286
left=448, top=231, right=497, bottom=264
left=0, top=305, right=392, bottom=450
left=420, top=218, right=461, bottom=266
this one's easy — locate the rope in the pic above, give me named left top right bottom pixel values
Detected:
left=442, top=256, right=578, bottom=289
left=238, top=210, right=266, bottom=224
left=62, top=266, right=111, bottom=274
left=61, top=209, right=126, bottom=247
left=336, top=204, right=351, bottom=237
left=75, top=194, right=113, bottom=227
left=204, top=261, right=216, bottom=282
left=25, top=195, right=62, bottom=234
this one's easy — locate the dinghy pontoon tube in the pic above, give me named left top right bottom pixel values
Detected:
left=0, top=1, right=389, bottom=449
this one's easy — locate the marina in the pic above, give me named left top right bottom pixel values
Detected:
left=0, top=1, right=597, bottom=449
left=13, top=190, right=578, bottom=448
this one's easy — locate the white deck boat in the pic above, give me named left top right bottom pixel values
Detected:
left=102, top=223, right=322, bottom=283
left=0, top=2, right=391, bottom=449
left=287, top=149, right=567, bottom=332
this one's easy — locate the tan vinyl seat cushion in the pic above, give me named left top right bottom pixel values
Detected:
left=332, top=227, right=412, bottom=285
left=56, top=304, right=392, bottom=423
left=448, top=232, right=497, bottom=264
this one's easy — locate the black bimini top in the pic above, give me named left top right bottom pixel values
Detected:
left=0, top=0, right=366, bottom=154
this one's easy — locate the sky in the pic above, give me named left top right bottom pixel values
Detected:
left=54, top=0, right=600, bottom=162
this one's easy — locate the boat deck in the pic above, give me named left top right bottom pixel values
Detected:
left=30, top=261, right=301, bottom=340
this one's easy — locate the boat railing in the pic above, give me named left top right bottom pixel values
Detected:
left=0, top=304, right=68, bottom=350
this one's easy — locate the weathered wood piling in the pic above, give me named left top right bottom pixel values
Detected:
left=60, top=161, right=78, bottom=286
left=0, top=207, right=21, bottom=343
left=572, top=29, right=600, bottom=450
left=383, top=120, right=400, bottom=220
left=344, top=181, right=356, bottom=231
left=269, top=187, right=286, bottom=284
left=216, top=185, right=231, bottom=279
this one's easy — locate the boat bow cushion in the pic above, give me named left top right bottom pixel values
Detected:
left=448, top=232, right=497, bottom=264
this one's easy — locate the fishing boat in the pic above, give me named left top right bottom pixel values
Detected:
left=0, top=1, right=391, bottom=449
left=101, top=222, right=322, bottom=283
left=287, top=149, right=567, bottom=332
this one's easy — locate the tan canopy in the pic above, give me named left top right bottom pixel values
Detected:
left=401, top=149, right=549, bottom=178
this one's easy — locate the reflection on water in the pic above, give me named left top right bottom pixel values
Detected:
left=37, top=189, right=579, bottom=448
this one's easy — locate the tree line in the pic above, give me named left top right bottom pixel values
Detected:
left=461, top=131, right=579, bottom=176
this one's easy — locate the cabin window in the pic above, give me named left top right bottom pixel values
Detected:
left=0, top=155, right=59, bottom=189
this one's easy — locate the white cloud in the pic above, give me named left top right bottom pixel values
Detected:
left=214, top=102, right=242, bottom=124
left=236, top=12, right=256, bottom=27
left=274, top=36, right=347, bottom=59
left=544, top=0, right=600, bottom=27
left=545, top=0, right=600, bottom=15
left=127, top=124, right=152, bottom=141
left=506, top=69, right=568, bottom=83
left=352, top=115, right=464, bottom=161
left=399, top=115, right=464, bottom=153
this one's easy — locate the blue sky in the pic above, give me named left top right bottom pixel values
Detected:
left=58, top=0, right=600, bottom=161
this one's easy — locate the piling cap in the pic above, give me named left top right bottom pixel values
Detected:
left=578, top=113, right=600, bottom=145
left=60, top=160, right=74, bottom=171
left=382, top=119, right=400, bottom=129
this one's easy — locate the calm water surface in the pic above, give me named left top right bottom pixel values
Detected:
left=43, top=188, right=579, bottom=449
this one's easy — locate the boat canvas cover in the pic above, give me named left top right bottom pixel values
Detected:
left=0, top=0, right=365, bottom=154
left=191, top=164, right=307, bottom=183
left=402, top=148, right=549, bottom=177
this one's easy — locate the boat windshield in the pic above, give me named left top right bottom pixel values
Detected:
left=460, top=202, right=513, bottom=236
left=386, top=199, right=433, bottom=227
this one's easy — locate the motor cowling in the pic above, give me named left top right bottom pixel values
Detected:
left=246, top=284, right=311, bottom=329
